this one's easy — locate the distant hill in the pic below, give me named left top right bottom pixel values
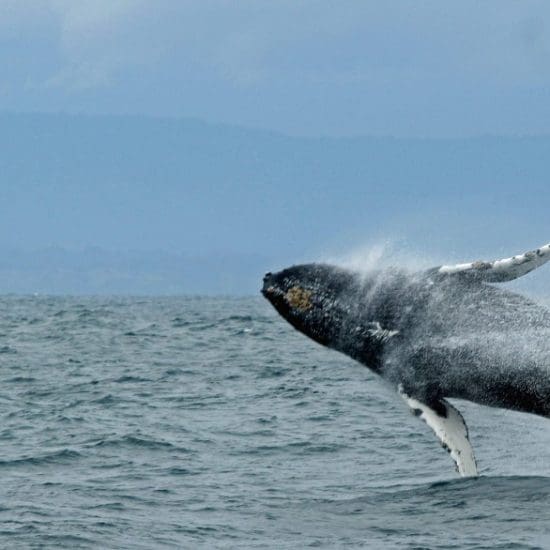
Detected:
left=0, top=113, right=549, bottom=294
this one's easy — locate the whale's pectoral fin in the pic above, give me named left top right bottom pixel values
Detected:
left=431, top=242, right=550, bottom=283
left=398, top=385, right=478, bottom=477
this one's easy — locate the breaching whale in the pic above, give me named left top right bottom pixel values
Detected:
left=262, top=243, right=550, bottom=476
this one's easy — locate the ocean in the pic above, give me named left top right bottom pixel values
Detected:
left=1, top=295, right=549, bottom=549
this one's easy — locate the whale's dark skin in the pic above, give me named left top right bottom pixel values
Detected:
left=262, top=263, right=550, bottom=419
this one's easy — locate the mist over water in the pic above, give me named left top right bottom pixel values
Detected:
left=1, top=295, right=549, bottom=548
left=322, top=240, right=442, bottom=274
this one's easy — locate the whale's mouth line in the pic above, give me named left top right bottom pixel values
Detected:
left=261, top=285, right=281, bottom=298
left=261, top=284, right=287, bottom=311
left=261, top=270, right=287, bottom=301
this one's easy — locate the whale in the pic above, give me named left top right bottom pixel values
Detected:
left=262, top=243, right=550, bottom=476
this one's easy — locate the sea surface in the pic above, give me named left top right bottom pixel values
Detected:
left=1, top=295, right=549, bottom=549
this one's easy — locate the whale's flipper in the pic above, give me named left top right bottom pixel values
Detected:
left=433, top=242, right=550, bottom=283
left=399, top=386, right=478, bottom=477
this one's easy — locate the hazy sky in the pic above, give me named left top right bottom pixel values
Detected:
left=2, top=1, right=550, bottom=137
left=0, top=3, right=549, bottom=293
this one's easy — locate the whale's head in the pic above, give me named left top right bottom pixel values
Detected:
left=262, top=263, right=359, bottom=348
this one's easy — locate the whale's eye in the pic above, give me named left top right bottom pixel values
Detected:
left=285, top=286, right=313, bottom=311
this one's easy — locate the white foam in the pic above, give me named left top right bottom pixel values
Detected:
left=321, top=239, right=443, bottom=275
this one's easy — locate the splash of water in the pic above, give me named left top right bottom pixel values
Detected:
left=321, top=239, right=444, bottom=274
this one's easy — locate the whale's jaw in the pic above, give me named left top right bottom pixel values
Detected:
left=261, top=265, right=342, bottom=348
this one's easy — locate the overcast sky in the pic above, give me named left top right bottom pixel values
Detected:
left=1, top=1, right=550, bottom=137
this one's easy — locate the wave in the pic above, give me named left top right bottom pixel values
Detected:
left=322, top=474, right=550, bottom=509
left=0, top=449, right=81, bottom=468
left=84, top=435, right=192, bottom=453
